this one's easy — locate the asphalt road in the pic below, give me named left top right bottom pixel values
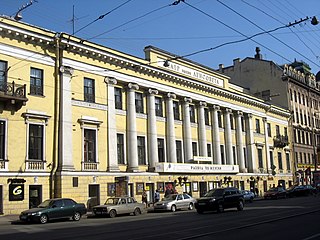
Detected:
left=0, top=196, right=320, bottom=240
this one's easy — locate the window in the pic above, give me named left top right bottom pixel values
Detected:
left=294, top=90, right=297, bottom=102
left=0, top=121, right=5, bottom=160
left=207, top=144, right=212, bottom=157
left=230, top=115, right=234, bottom=129
left=232, top=146, right=237, bottom=165
left=192, top=142, right=198, bottom=157
left=135, top=92, right=144, bottom=113
left=267, top=123, right=271, bottom=137
left=173, top=101, right=180, bottom=120
left=158, top=138, right=165, bottom=162
left=84, top=129, right=96, bottom=162
left=218, top=111, right=223, bottom=128
left=255, top=119, right=261, bottom=133
left=241, top=117, right=245, bottom=132
left=176, top=140, right=182, bottom=163
left=276, top=125, right=280, bottom=136
left=0, top=61, right=7, bottom=91
left=286, top=153, right=290, bottom=170
left=84, top=78, right=95, bottom=102
left=243, top=147, right=247, bottom=168
left=30, top=68, right=43, bottom=96
left=137, top=136, right=146, bottom=165
left=269, top=151, right=274, bottom=169
left=220, top=145, right=225, bottom=164
left=155, top=97, right=163, bottom=117
left=278, top=152, right=283, bottom=170
left=117, top=134, right=124, bottom=164
left=204, top=108, right=210, bottom=125
left=190, top=105, right=195, bottom=123
left=114, top=87, right=122, bottom=110
left=257, top=148, right=263, bottom=168
left=284, top=127, right=288, bottom=137
left=28, top=124, right=44, bottom=160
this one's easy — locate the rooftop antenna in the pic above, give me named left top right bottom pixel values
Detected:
left=13, top=0, right=38, bottom=21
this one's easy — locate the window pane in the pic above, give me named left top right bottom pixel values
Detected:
left=137, top=136, right=146, bottom=165
left=28, top=124, right=43, bottom=160
left=84, top=78, right=95, bottom=102
left=30, top=68, right=43, bottom=95
left=117, top=134, right=124, bottom=164
left=84, top=129, right=96, bottom=162
left=0, top=121, right=5, bottom=160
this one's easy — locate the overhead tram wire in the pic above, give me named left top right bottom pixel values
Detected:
left=241, top=0, right=320, bottom=60
left=216, top=0, right=320, bottom=68
left=73, top=0, right=133, bottom=35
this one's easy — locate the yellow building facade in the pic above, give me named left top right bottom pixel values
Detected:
left=0, top=16, right=292, bottom=215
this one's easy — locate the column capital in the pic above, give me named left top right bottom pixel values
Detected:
left=236, top=111, right=243, bottom=117
left=183, top=97, right=192, bottom=103
left=128, top=83, right=139, bottom=90
left=167, top=92, right=176, bottom=99
left=199, top=101, right=207, bottom=107
left=59, top=66, right=74, bottom=76
left=211, top=105, right=220, bottom=111
left=224, top=108, right=233, bottom=114
left=104, top=76, right=117, bottom=85
left=148, top=88, right=158, bottom=95
left=246, top=113, right=253, bottom=118
left=262, top=117, right=267, bottom=122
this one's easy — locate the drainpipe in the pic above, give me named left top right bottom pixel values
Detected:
left=50, top=32, right=62, bottom=198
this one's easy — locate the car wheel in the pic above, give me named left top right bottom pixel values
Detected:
left=217, top=203, right=224, bottom=213
left=109, top=209, right=117, bottom=218
left=188, top=203, right=194, bottom=210
left=39, top=214, right=48, bottom=224
left=171, top=205, right=177, bottom=212
left=72, top=212, right=81, bottom=221
left=134, top=208, right=141, bottom=216
left=237, top=201, right=244, bottom=211
left=196, top=209, right=203, bottom=214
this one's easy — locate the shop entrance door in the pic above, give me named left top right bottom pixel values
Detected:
left=88, top=184, right=100, bottom=210
left=146, top=183, right=154, bottom=205
left=0, top=185, right=3, bottom=214
left=29, top=185, right=42, bottom=209
left=199, top=182, right=207, bottom=197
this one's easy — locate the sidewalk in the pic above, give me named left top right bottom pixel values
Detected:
left=0, top=214, right=19, bottom=224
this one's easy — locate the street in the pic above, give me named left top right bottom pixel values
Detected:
left=0, top=196, right=319, bottom=240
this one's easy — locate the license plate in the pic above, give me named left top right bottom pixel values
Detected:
left=20, top=215, right=27, bottom=220
left=198, top=203, right=206, bottom=205
left=95, top=211, right=102, bottom=214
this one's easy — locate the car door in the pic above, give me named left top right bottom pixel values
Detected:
left=116, top=198, right=127, bottom=214
left=176, top=194, right=184, bottom=209
left=49, top=199, right=66, bottom=219
left=63, top=199, right=76, bottom=217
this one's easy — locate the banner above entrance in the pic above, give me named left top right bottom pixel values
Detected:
left=155, top=163, right=239, bottom=173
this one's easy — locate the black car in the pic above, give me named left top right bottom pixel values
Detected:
left=195, top=187, right=244, bottom=214
left=286, top=185, right=316, bottom=197
left=19, top=198, right=87, bottom=224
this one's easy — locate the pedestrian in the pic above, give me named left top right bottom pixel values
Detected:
left=142, top=190, right=148, bottom=208
left=154, top=190, right=160, bottom=204
left=164, top=187, right=171, bottom=197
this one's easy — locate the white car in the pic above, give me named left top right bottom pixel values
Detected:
left=153, top=193, right=196, bottom=212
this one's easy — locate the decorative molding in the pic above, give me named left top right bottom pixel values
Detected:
left=72, top=100, right=107, bottom=111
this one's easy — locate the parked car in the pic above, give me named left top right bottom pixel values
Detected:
left=19, top=198, right=87, bottom=224
left=195, top=187, right=244, bottom=214
left=286, top=185, right=316, bottom=197
left=153, top=193, right=196, bottom=212
left=92, top=196, right=145, bottom=218
left=241, top=190, right=255, bottom=203
left=264, top=187, right=287, bottom=199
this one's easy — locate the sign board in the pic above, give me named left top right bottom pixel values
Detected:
left=155, top=162, right=239, bottom=173
left=9, top=183, right=24, bottom=201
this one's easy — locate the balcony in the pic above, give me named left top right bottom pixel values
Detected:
left=82, top=161, right=99, bottom=171
left=25, top=160, right=46, bottom=171
left=0, top=81, right=28, bottom=110
left=273, top=135, right=289, bottom=148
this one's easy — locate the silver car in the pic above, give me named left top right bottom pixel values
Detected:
left=92, top=197, right=145, bottom=218
left=153, top=193, right=196, bottom=212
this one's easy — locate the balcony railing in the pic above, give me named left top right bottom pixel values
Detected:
left=273, top=135, right=289, bottom=148
left=82, top=161, right=99, bottom=171
left=26, top=160, right=46, bottom=171
left=0, top=81, right=28, bottom=109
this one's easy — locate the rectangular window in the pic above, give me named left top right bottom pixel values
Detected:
left=207, top=143, right=212, bottom=157
left=117, top=134, right=124, bottom=164
left=230, top=115, right=234, bottom=129
left=173, top=101, right=180, bottom=120
left=84, top=129, right=96, bottom=162
left=286, top=152, right=290, bottom=170
left=220, top=145, right=225, bottom=164
left=241, top=117, right=245, bottom=132
left=267, top=123, right=271, bottom=137
left=176, top=140, right=182, bottom=163
left=135, top=92, right=144, bottom=113
left=257, top=148, right=263, bottom=168
left=190, top=105, right=195, bottom=123
left=0, top=121, right=5, bottom=160
left=232, top=146, right=237, bottom=165
left=137, top=136, right=146, bottom=165
left=114, top=87, right=122, bottom=110
left=30, top=68, right=43, bottom=96
left=218, top=111, right=223, bottom=128
left=278, top=152, right=283, bottom=170
left=0, top=61, right=7, bottom=91
left=269, top=151, right=274, bottom=169
left=243, top=147, right=247, bottom=168
left=84, top=78, right=95, bottom=102
left=192, top=142, right=198, bottom=157
left=155, top=97, right=163, bottom=117
left=284, top=127, right=288, bottom=137
left=28, top=124, right=44, bottom=160
left=158, top=138, right=165, bottom=162
left=204, top=108, right=210, bottom=125
left=276, top=125, right=280, bottom=136
left=255, top=119, right=260, bottom=133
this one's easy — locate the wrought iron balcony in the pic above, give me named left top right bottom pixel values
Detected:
left=273, top=135, right=289, bottom=148
left=0, top=81, right=28, bottom=109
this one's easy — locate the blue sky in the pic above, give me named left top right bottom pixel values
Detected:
left=1, top=0, right=320, bottom=74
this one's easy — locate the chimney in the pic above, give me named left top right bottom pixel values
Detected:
left=233, top=58, right=240, bottom=66
left=219, top=64, right=224, bottom=72
left=254, top=47, right=262, bottom=59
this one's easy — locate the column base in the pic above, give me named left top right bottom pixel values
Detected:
left=107, top=166, right=120, bottom=172
left=239, top=168, right=247, bottom=173
left=58, top=165, right=75, bottom=171
left=127, top=166, right=140, bottom=172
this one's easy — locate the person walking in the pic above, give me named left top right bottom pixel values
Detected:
left=154, top=190, right=160, bottom=204
left=142, top=190, right=148, bottom=208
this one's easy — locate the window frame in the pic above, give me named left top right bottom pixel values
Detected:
left=135, top=92, right=144, bottom=114
left=117, top=133, right=125, bottom=164
left=155, top=97, right=163, bottom=117
left=114, top=87, right=123, bottom=110
left=176, top=140, right=183, bottom=163
left=30, top=67, right=44, bottom=96
left=157, top=138, right=165, bottom=163
left=0, top=60, right=8, bottom=91
left=0, top=120, right=7, bottom=161
left=137, top=136, right=146, bottom=165
left=83, top=128, right=97, bottom=163
left=28, top=123, right=44, bottom=161
left=173, top=101, right=180, bottom=120
left=84, top=78, right=95, bottom=103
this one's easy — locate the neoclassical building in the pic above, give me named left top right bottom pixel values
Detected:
left=0, top=16, right=292, bottom=215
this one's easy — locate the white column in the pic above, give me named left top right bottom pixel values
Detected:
left=59, top=66, right=74, bottom=170
left=246, top=113, right=257, bottom=172
left=224, top=108, right=233, bottom=165
left=183, top=97, right=193, bottom=162
left=147, top=89, right=159, bottom=171
left=236, top=111, right=246, bottom=173
left=166, top=93, right=177, bottom=163
left=263, top=117, right=270, bottom=173
left=127, top=83, right=139, bottom=172
left=198, top=102, right=207, bottom=157
left=211, top=105, right=221, bottom=164
left=106, top=77, right=120, bottom=172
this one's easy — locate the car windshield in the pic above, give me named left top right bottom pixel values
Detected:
left=204, top=189, right=224, bottom=197
left=38, top=199, right=52, bottom=208
left=105, top=198, right=119, bottom=205
left=163, top=194, right=177, bottom=201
